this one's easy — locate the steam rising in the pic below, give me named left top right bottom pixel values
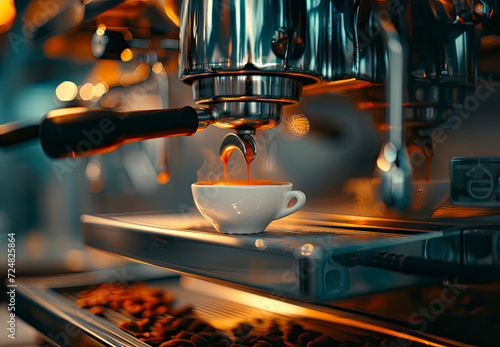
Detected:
left=197, top=148, right=243, bottom=182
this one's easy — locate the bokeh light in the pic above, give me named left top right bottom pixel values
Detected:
left=55, top=81, right=78, bottom=101
left=287, top=114, right=310, bottom=137
left=152, top=61, right=164, bottom=74
left=120, top=48, right=133, bottom=62
left=85, top=160, right=102, bottom=180
left=300, top=243, right=315, bottom=256
left=79, top=83, right=95, bottom=101
left=255, top=239, right=267, bottom=250
left=92, top=82, right=108, bottom=97
left=96, top=24, right=106, bottom=36
left=0, top=0, right=16, bottom=34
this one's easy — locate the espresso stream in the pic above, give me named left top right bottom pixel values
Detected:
left=220, top=142, right=255, bottom=184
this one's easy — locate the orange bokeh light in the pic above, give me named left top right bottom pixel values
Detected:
left=0, top=0, right=16, bottom=34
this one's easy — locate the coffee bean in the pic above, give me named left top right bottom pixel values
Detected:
left=197, top=331, right=222, bottom=342
left=307, top=336, right=343, bottom=347
left=284, top=329, right=303, bottom=344
left=176, top=331, right=195, bottom=340
left=170, top=318, right=196, bottom=333
left=308, top=340, right=337, bottom=347
left=287, top=324, right=305, bottom=331
left=253, top=342, right=273, bottom=347
left=190, top=334, right=209, bottom=346
left=171, top=306, right=193, bottom=317
left=140, top=336, right=165, bottom=346
left=298, top=331, right=322, bottom=346
left=283, top=323, right=305, bottom=344
left=136, top=318, right=150, bottom=326
left=119, top=320, right=139, bottom=332
left=122, top=299, right=144, bottom=315
left=159, top=339, right=196, bottom=347
left=187, top=320, right=211, bottom=333
left=248, top=335, right=284, bottom=347
left=232, top=323, right=254, bottom=337
left=163, top=292, right=174, bottom=304
left=89, top=306, right=104, bottom=315
left=136, top=332, right=151, bottom=339
left=143, top=309, right=155, bottom=318
left=155, top=305, right=170, bottom=315
left=266, top=322, right=282, bottom=337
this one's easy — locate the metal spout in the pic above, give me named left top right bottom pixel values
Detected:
left=219, top=133, right=257, bottom=164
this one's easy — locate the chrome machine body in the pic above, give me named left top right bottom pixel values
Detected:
left=177, top=0, right=487, bottom=209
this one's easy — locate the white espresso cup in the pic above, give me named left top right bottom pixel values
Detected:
left=192, top=180, right=306, bottom=234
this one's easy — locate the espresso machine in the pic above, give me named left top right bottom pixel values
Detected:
left=2, top=0, right=500, bottom=346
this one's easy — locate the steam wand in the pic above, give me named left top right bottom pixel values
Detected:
left=375, top=10, right=412, bottom=210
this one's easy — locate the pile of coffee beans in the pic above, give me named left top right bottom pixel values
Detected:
left=228, top=321, right=400, bottom=347
left=119, top=316, right=228, bottom=346
left=76, top=283, right=409, bottom=347
left=77, top=282, right=174, bottom=318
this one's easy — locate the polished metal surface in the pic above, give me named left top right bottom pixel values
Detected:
left=16, top=268, right=468, bottom=347
left=220, top=133, right=256, bottom=164
left=192, top=75, right=301, bottom=130
left=195, top=107, right=214, bottom=132
left=192, top=75, right=302, bottom=105
left=177, top=0, right=354, bottom=132
left=81, top=212, right=473, bottom=303
left=179, top=0, right=332, bottom=84
left=210, top=101, right=283, bottom=130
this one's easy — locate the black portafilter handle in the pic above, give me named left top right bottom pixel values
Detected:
left=0, top=106, right=204, bottom=159
left=0, top=123, right=40, bottom=147
left=333, top=251, right=500, bottom=284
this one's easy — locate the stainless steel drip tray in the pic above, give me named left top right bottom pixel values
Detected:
left=16, top=266, right=468, bottom=347
left=81, top=212, right=461, bottom=302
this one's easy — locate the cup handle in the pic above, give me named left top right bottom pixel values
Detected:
left=274, top=190, right=306, bottom=220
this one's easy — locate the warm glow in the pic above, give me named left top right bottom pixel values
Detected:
left=162, top=0, right=180, bottom=26
left=120, top=48, right=133, bottom=62
left=65, top=249, right=85, bottom=272
left=122, top=30, right=133, bottom=41
left=287, top=114, right=310, bottom=137
left=85, top=160, right=102, bottom=180
left=92, top=82, right=108, bottom=97
left=157, top=171, right=170, bottom=185
left=152, top=61, right=164, bottom=74
left=46, top=107, right=88, bottom=119
left=0, top=0, right=16, bottom=34
left=96, top=24, right=106, bottom=36
left=255, top=239, right=267, bottom=250
left=376, top=157, right=391, bottom=172
left=300, top=243, right=314, bottom=256
left=120, top=63, right=151, bottom=87
left=79, top=83, right=95, bottom=101
left=180, top=277, right=450, bottom=347
left=55, top=81, right=78, bottom=101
